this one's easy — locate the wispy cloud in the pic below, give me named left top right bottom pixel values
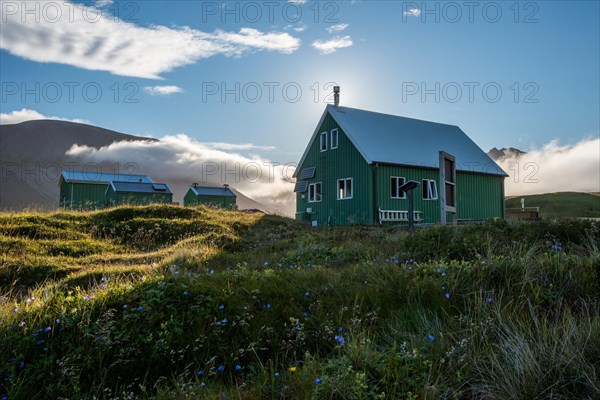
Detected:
left=95, top=0, right=113, bottom=8
left=287, top=0, right=307, bottom=4
left=143, top=86, right=184, bottom=96
left=66, top=134, right=295, bottom=213
left=0, top=109, right=89, bottom=125
left=496, top=138, right=600, bottom=195
left=312, top=36, right=353, bottom=54
left=0, top=2, right=301, bottom=79
left=403, top=8, right=421, bottom=17
left=326, top=23, right=349, bottom=33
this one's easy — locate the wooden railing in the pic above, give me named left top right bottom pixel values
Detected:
left=379, top=209, right=423, bottom=223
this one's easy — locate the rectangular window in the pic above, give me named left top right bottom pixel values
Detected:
left=337, top=178, right=353, bottom=200
left=390, top=176, right=406, bottom=199
left=320, top=132, right=328, bottom=151
left=330, top=129, right=338, bottom=149
left=422, top=179, right=438, bottom=200
left=308, top=182, right=322, bottom=203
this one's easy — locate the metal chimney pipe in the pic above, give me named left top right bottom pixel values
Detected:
left=333, top=86, right=340, bottom=107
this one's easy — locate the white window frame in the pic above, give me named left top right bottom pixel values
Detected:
left=337, top=178, right=353, bottom=200
left=390, top=176, right=406, bottom=199
left=422, top=179, right=438, bottom=200
left=308, top=182, right=322, bottom=203
left=320, top=132, right=328, bottom=152
left=330, top=128, right=339, bottom=149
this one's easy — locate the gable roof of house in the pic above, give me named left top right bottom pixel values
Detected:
left=189, top=185, right=236, bottom=197
left=294, top=105, right=507, bottom=177
left=60, top=170, right=154, bottom=185
left=109, top=181, right=173, bottom=194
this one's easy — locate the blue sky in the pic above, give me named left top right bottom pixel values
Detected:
left=1, top=0, right=599, bottom=166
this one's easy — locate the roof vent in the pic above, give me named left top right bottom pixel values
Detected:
left=223, top=184, right=230, bottom=190
left=138, top=178, right=142, bottom=183
left=192, top=182, right=199, bottom=187
left=333, top=86, right=340, bottom=107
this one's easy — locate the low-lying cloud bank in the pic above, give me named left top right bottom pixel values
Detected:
left=66, top=134, right=296, bottom=214
left=496, top=137, right=600, bottom=195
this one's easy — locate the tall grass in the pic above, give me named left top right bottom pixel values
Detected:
left=0, top=206, right=598, bottom=399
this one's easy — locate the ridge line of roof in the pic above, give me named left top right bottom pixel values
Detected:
left=326, top=104, right=460, bottom=129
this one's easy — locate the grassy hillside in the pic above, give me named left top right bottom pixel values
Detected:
left=506, top=192, right=600, bottom=218
left=1, top=206, right=599, bottom=399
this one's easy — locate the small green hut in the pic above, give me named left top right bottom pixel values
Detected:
left=105, top=182, right=173, bottom=206
left=184, top=184, right=236, bottom=209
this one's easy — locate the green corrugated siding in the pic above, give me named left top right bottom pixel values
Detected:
left=456, top=172, right=504, bottom=220
left=376, top=165, right=442, bottom=224
left=59, top=182, right=108, bottom=210
left=296, top=113, right=373, bottom=226
left=183, top=189, right=197, bottom=206
left=375, top=166, right=504, bottom=223
left=106, top=187, right=172, bottom=206
left=184, top=189, right=236, bottom=209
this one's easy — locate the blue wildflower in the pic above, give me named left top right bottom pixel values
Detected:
left=445, top=293, right=451, bottom=299
left=442, top=286, right=446, bottom=291
left=137, top=306, right=143, bottom=311
left=277, top=263, right=282, bottom=267
left=26, top=297, right=34, bottom=303
left=295, top=324, right=301, bottom=331
left=13, top=307, right=17, bottom=313
left=219, top=304, right=225, bottom=310
left=235, top=365, right=241, bottom=371
left=427, top=334, right=435, bottom=342
left=183, top=291, right=189, bottom=296
left=161, top=281, right=166, bottom=287
left=442, top=272, right=446, bottom=277
left=44, top=326, right=51, bottom=333
left=197, top=370, right=204, bottom=376
left=56, top=319, right=60, bottom=324
left=437, top=268, right=441, bottom=273
left=209, top=269, right=214, bottom=275
left=201, top=381, right=206, bottom=388
left=275, top=372, right=280, bottom=378
left=36, top=340, right=45, bottom=345
left=334, top=335, right=345, bottom=345
left=215, top=321, right=222, bottom=326
left=122, top=305, right=128, bottom=309
left=305, top=291, right=310, bottom=297
left=315, top=378, right=322, bottom=384
left=338, top=327, right=343, bottom=333
left=263, top=261, right=269, bottom=267
left=222, top=318, right=228, bottom=324
left=19, top=321, right=25, bottom=327
left=217, top=365, right=224, bottom=372
left=100, top=277, right=107, bottom=282
left=486, top=297, right=493, bottom=303
left=264, top=304, right=271, bottom=309
left=303, top=312, right=309, bottom=317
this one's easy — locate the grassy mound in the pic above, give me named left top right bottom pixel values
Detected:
left=1, top=206, right=599, bottom=399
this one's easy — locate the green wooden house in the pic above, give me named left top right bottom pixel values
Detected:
left=105, top=182, right=173, bottom=206
left=59, top=171, right=155, bottom=210
left=294, top=103, right=507, bottom=226
left=183, top=184, right=237, bottom=209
